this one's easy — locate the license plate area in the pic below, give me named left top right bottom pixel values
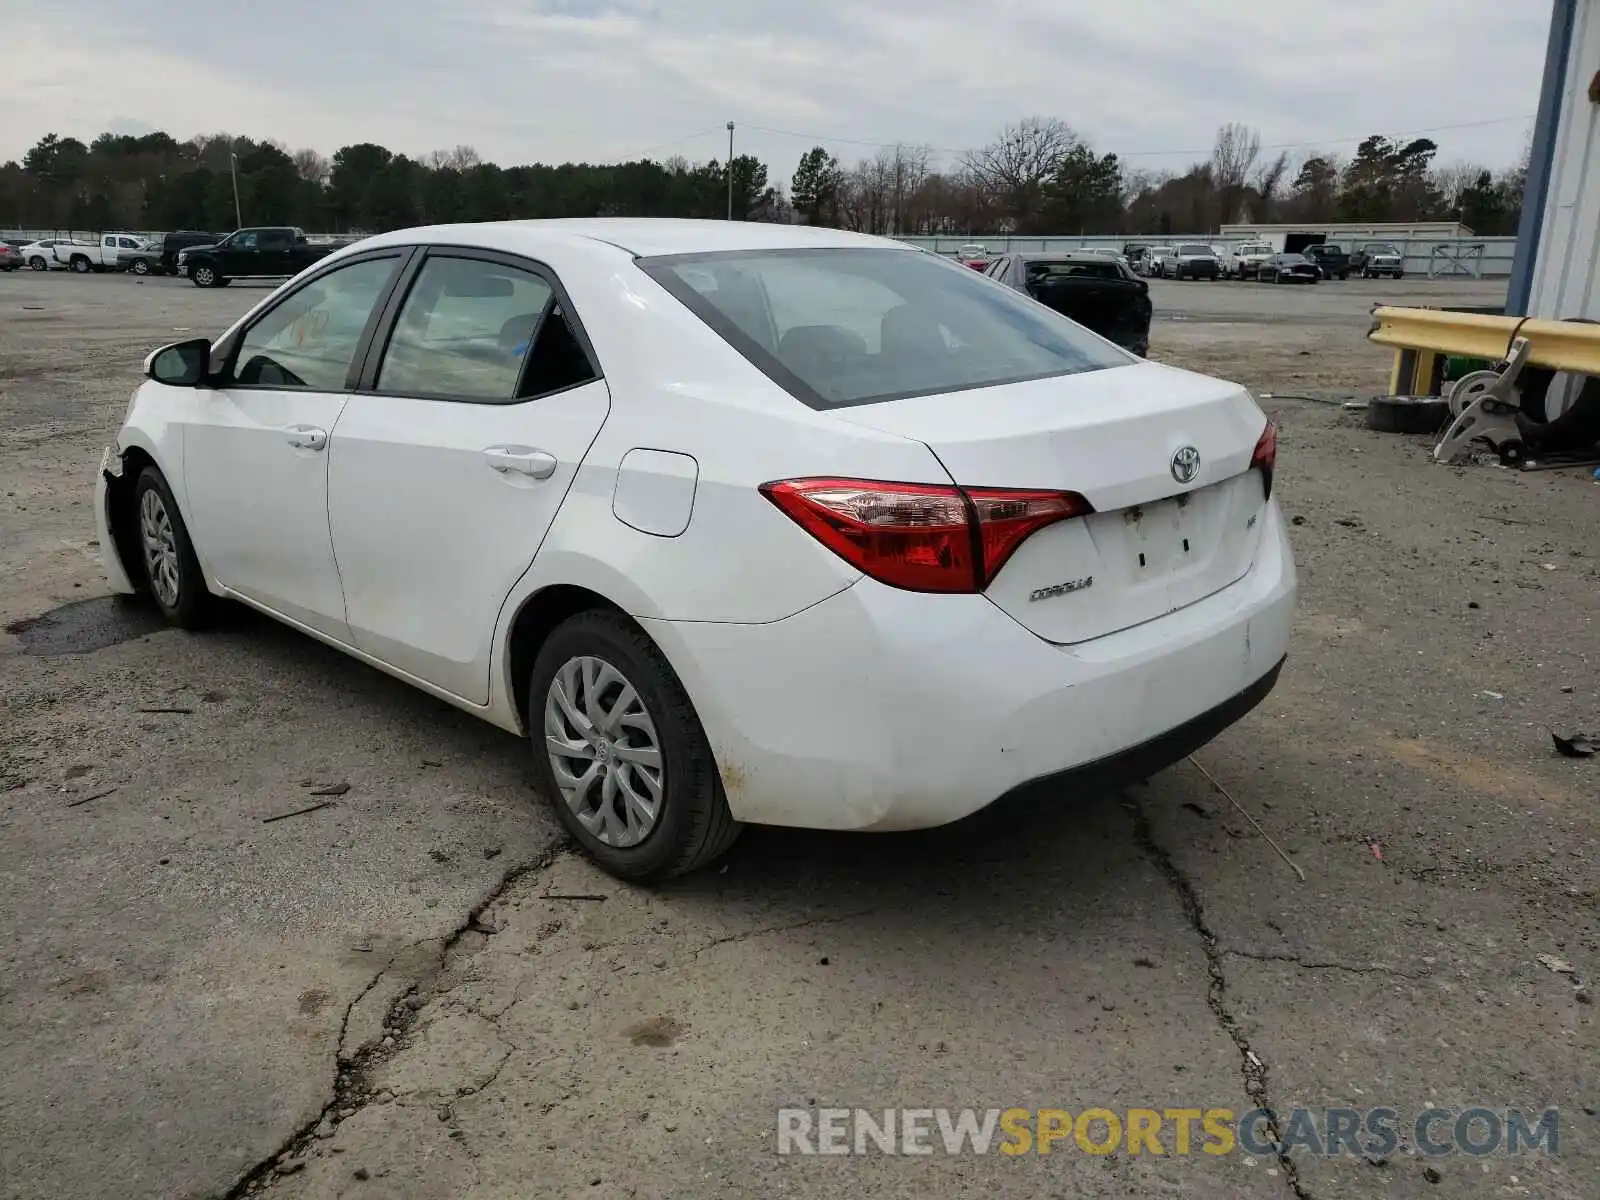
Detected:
left=1122, top=495, right=1195, bottom=577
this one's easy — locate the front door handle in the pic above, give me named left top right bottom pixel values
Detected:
left=284, top=425, right=328, bottom=451
left=482, top=446, right=558, bottom=479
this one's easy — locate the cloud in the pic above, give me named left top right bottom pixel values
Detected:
left=0, top=0, right=1549, bottom=178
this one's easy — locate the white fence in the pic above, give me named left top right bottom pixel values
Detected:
left=897, top=234, right=1520, bottom=279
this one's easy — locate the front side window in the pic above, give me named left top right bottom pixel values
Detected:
left=643, top=248, right=1130, bottom=410
left=231, top=255, right=401, bottom=390
left=376, top=256, right=595, bottom=402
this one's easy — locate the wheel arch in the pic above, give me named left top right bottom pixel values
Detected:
left=503, top=584, right=629, bottom=735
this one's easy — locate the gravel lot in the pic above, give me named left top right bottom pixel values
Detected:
left=1, top=269, right=1595, bottom=1200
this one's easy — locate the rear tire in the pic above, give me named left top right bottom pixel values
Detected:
left=527, top=610, right=741, bottom=881
left=70, top=256, right=91, bottom=274
left=132, top=466, right=215, bottom=630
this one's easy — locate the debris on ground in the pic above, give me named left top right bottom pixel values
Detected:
left=1550, top=731, right=1596, bottom=758
left=307, top=781, right=351, bottom=796
left=262, top=801, right=338, bottom=824
left=1362, top=836, right=1384, bottom=861
left=64, top=787, right=118, bottom=809
left=1479, top=690, right=1505, bottom=701
left=1537, top=954, right=1576, bottom=976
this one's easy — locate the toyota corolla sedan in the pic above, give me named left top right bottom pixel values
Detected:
left=95, top=219, right=1296, bottom=881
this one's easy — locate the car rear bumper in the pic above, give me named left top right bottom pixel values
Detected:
left=645, top=498, right=1297, bottom=831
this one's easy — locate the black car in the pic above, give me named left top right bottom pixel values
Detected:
left=159, top=230, right=221, bottom=276
left=178, top=226, right=343, bottom=287
left=986, top=252, right=1152, bottom=356
left=1259, top=253, right=1320, bottom=284
left=1301, top=243, right=1350, bottom=280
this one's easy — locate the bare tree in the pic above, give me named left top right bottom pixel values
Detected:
left=1210, top=123, right=1260, bottom=225
left=883, top=143, right=932, bottom=235
left=1430, top=161, right=1485, bottom=213
left=1250, top=151, right=1290, bottom=222
left=962, top=117, right=1079, bottom=228
left=293, top=148, right=330, bottom=185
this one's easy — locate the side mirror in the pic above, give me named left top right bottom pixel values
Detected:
left=145, top=338, right=211, bottom=386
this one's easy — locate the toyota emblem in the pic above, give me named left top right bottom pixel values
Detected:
left=1170, top=445, right=1201, bottom=484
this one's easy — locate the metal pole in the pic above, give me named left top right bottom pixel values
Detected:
left=726, top=122, right=735, bottom=221
left=229, top=153, right=242, bottom=228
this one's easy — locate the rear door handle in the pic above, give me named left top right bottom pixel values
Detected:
left=482, top=446, right=558, bottom=479
left=284, top=425, right=327, bottom=451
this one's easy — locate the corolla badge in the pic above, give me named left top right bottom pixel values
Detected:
left=1170, top=445, right=1201, bottom=484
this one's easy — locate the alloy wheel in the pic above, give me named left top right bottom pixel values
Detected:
left=139, top=488, right=180, bottom=608
left=543, top=655, right=664, bottom=848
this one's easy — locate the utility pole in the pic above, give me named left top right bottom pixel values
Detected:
left=229, top=152, right=243, bottom=228
left=726, top=122, right=735, bottom=221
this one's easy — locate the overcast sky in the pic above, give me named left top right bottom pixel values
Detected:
left=7, top=0, right=1552, bottom=178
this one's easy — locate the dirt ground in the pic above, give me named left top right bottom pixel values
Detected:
left=1, top=269, right=1595, bottom=1200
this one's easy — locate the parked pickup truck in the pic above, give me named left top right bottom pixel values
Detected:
left=1232, top=242, right=1274, bottom=280
left=178, top=227, right=341, bottom=287
left=56, top=234, right=164, bottom=275
left=1350, top=242, right=1405, bottom=279
left=1302, top=242, right=1351, bottom=280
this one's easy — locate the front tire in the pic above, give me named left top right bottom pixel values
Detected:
left=129, top=258, right=150, bottom=276
left=28, top=256, right=47, bottom=271
left=133, top=466, right=214, bottom=629
left=528, top=610, right=740, bottom=881
left=190, top=264, right=219, bottom=288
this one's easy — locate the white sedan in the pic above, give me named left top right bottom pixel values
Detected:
left=95, top=219, right=1296, bottom=880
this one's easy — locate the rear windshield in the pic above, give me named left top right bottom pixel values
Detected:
left=641, top=248, right=1131, bottom=410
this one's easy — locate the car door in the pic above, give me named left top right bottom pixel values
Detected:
left=182, top=250, right=410, bottom=637
left=258, top=228, right=294, bottom=275
left=221, top=230, right=257, bottom=275
left=326, top=249, right=611, bottom=703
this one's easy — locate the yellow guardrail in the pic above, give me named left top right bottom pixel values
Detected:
left=1368, top=306, right=1600, bottom=396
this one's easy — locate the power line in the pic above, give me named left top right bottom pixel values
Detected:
left=736, top=113, right=1534, bottom=162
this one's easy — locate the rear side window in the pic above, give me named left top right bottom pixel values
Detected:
left=376, top=256, right=596, bottom=402
left=643, top=248, right=1129, bottom=410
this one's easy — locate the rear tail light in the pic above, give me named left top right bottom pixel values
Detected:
left=761, top=477, right=1093, bottom=593
left=1251, top=420, right=1277, bottom=499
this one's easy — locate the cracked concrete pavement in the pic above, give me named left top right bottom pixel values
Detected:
left=3, top=271, right=1598, bottom=1199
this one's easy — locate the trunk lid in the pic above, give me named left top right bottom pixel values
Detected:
left=830, top=361, right=1270, bottom=644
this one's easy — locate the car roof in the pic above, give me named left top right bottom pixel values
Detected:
left=355, top=218, right=905, bottom=259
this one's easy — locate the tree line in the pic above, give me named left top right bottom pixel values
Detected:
left=2, top=119, right=1526, bottom=238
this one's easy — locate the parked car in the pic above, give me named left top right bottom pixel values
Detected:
left=985, top=251, right=1152, bottom=356
left=0, top=243, right=20, bottom=271
left=1232, top=242, right=1274, bottom=281
left=1351, top=242, right=1405, bottom=279
left=178, top=227, right=342, bottom=287
left=96, top=219, right=1294, bottom=881
left=53, top=233, right=164, bottom=274
left=1169, top=243, right=1220, bottom=280
left=1147, top=245, right=1177, bottom=276
left=159, top=230, right=221, bottom=276
left=19, top=238, right=85, bottom=270
left=1259, top=253, right=1320, bottom=284
left=954, top=243, right=991, bottom=271
left=1301, top=243, right=1350, bottom=280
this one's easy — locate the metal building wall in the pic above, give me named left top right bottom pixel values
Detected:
left=1528, top=0, right=1600, bottom=318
